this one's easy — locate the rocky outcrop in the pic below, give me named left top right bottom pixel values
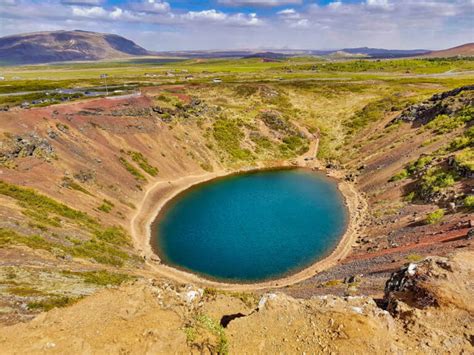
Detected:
left=392, top=85, right=474, bottom=125
left=0, top=132, right=55, bottom=165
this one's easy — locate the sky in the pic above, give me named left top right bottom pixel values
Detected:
left=0, top=0, right=473, bottom=51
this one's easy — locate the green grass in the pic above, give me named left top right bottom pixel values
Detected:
left=97, top=199, right=114, bottom=213
left=0, top=180, right=98, bottom=229
left=119, top=157, right=147, bottom=182
left=126, top=151, right=158, bottom=176
left=0, top=180, right=136, bottom=266
left=62, top=177, right=92, bottom=196
left=345, top=96, right=399, bottom=134
left=425, top=209, right=445, bottom=224
left=62, top=270, right=133, bottom=286
left=184, top=314, right=229, bottom=355
left=28, top=296, right=79, bottom=311
left=0, top=228, right=53, bottom=251
left=213, top=118, right=253, bottom=161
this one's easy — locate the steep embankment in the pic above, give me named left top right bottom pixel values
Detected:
left=286, top=85, right=473, bottom=298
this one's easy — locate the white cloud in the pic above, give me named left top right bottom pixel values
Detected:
left=277, top=8, right=299, bottom=18
left=218, top=0, right=302, bottom=7
left=130, top=0, right=170, bottom=14
left=61, top=0, right=104, bottom=6
left=71, top=6, right=108, bottom=18
left=366, top=0, right=393, bottom=11
left=289, top=18, right=308, bottom=28
left=182, top=9, right=262, bottom=26
left=0, top=0, right=472, bottom=50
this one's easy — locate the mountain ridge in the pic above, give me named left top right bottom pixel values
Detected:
left=0, top=30, right=149, bottom=64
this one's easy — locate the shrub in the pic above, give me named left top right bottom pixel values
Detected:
left=420, top=168, right=456, bottom=196
left=454, top=147, right=474, bottom=172
left=390, top=169, right=409, bottom=182
left=426, top=114, right=463, bottom=134
left=464, top=195, right=474, bottom=208
left=406, top=156, right=433, bottom=175
left=425, top=209, right=444, bottom=224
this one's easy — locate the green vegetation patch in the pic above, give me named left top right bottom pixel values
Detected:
left=62, top=177, right=92, bottom=196
left=0, top=181, right=135, bottom=266
left=389, top=169, right=409, bottom=182
left=28, top=296, right=80, bottom=312
left=97, top=199, right=114, bottom=213
left=213, top=118, right=253, bottom=161
left=62, top=270, right=133, bottom=286
left=420, top=168, right=456, bottom=197
left=184, top=313, right=228, bottom=355
left=0, top=180, right=97, bottom=229
left=127, top=151, right=159, bottom=176
left=346, top=96, right=399, bottom=134
left=0, top=228, right=53, bottom=251
left=425, top=209, right=445, bottom=224
left=118, top=157, right=147, bottom=182
left=454, top=147, right=474, bottom=172
left=279, top=135, right=309, bottom=157
left=464, top=195, right=474, bottom=208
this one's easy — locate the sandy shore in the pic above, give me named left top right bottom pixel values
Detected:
left=130, top=143, right=366, bottom=291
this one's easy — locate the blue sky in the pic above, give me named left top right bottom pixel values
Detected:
left=0, top=0, right=473, bottom=50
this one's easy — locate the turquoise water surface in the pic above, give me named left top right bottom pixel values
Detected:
left=153, top=169, right=348, bottom=282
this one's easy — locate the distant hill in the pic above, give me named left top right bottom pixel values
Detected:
left=243, top=52, right=288, bottom=60
left=158, top=47, right=430, bottom=60
left=424, top=43, right=474, bottom=58
left=0, top=30, right=150, bottom=64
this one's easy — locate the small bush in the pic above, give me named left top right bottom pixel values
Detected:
left=420, top=168, right=456, bottom=196
left=464, top=195, right=474, bottom=208
left=454, top=147, right=474, bottom=172
left=425, top=209, right=444, bottom=224
left=390, top=169, right=408, bottom=182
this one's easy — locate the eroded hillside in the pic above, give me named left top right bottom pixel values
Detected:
left=0, top=63, right=473, bottom=353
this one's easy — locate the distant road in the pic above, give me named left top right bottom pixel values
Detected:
left=0, top=84, right=137, bottom=97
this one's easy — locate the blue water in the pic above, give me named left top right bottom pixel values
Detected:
left=153, top=169, right=348, bottom=282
